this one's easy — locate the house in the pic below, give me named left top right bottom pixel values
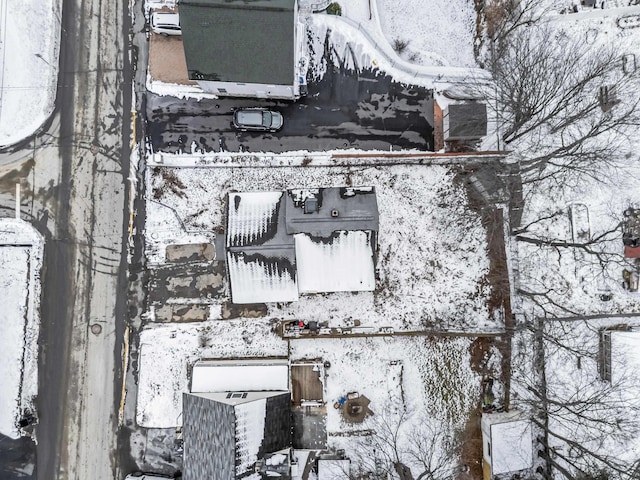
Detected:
left=599, top=328, right=640, bottom=383
left=183, top=390, right=292, bottom=480
left=225, top=187, right=379, bottom=304
left=481, top=410, right=533, bottom=480
left=178, top=0, right=304, bottom=100
left=191, top=358, right=290, bottom=393
left=443, top=103, right=487, bottom=142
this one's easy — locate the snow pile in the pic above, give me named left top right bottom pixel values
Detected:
left=147, top=163, right=496, bottom=331
left=0, top=0, right=61, bottom=146
left=0, top=219, right=44, bottom=439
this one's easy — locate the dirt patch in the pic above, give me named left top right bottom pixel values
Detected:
left=166, top=243, right=215, bottom=263
left=148, top=34, right=197, bottom=85
left=221, top=302, right=268, bottom=319
left=457, top=409, right=483, bottom=480
left=154, top=304, right=210, bottom=322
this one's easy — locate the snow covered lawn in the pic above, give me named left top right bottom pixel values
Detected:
left=136, top=318, right=287, bottom=427
left=377, top=0, right=478, bottom=68
left=0, top=220, right=44, bottom=439
left=0, top=0, right=61, bottom=146
left=146, top=163, right=499, bottom=332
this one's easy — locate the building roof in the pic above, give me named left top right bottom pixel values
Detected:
left=179, top=0, right=296, bottom=85
left=285, top=187, right=379, bottom=236
left=295, top=231, right=376, bottom=294
left=191, top=359, right=290, bottom=393
left=481, top=411, right=533, bottom=475
left=226, top=188, right=378, bottom=304
left=444, top=103, right=487, bottom=141
left=609, top=330, right=640, bottom=384
left=183, top=391, right=291, bottom=480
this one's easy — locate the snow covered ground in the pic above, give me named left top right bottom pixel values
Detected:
left=377, top=0, right=478, bottom=68
left=146, top=162, right=498, bottom=332
left=0, top=219, right=44, bottom=439
left=0, top=0, right=61, bottom=147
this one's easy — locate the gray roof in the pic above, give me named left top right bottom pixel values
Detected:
left=225, top=187, right=379, bottom=304
left=183, top=391, right=292, bottom=480
left=183, top=392, right=235, bottom=480
left=444, top=103, right=487, bottom=140
left=285, top=187, right=379, bottom=236
left=179, top=0, right=296, bottom=85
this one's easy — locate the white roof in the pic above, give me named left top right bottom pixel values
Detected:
left=295, top=231, right=375, bottom=294
left=610, top=330, right=640, bottom=384
left=227, top=191, right=282, bottom=247
left=482, top=413, right=533, bottom=475
left=227, top=251, right=299, bottom=304
left=191, top=359, right=289, bottom=393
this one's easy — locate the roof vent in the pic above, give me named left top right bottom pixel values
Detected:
left=304, top=197, right=319, bottom=214
left=331, top=209, right=339, bottom=217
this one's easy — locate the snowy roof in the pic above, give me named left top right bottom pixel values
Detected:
left=295, top=231, right=376, bottom=294
left=227, top=250, right=298, bottom=304
left=226, top=187, right=378, bottom=304
left=0, top=220, right=43, bottom=439
left=227, top=192, right=284, bottom=248
left=609, top=330, right=640, bottom=384
left=481, top=411, right=533, bottom=475
left=191, top=359, right=289, bottom=393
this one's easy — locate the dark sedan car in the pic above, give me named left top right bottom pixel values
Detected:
left=232, top=108, right=283, bottom=132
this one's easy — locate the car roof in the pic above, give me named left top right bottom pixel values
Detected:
left=153, top=12, right=179, bottom=22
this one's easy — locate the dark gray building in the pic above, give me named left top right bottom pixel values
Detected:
left=178, top=0, right=302, bottom=99
left=443, top=103, right=487, bottom=141
left=183, top=391, right=291, bottom=480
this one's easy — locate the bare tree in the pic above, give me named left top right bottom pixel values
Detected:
left=511, top=318, right=640, bottom=480
left=480, top=0, right=640, bottom=184
left=348, top=407, right=459, bottom=480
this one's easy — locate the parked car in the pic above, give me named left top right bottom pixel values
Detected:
left=125, top=473, right=177, bottom=480
left=232, top=108, right=283, bottom=132
left=150, top=12, right=181, bottom=36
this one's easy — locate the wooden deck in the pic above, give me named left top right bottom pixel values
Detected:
left=291, top=364, right=324, bottom=405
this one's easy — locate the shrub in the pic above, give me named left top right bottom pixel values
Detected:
left=326, top=2, right=342, bottom=15
left=392, top=38, right=410, bottom=54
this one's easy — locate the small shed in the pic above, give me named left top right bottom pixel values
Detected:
left=600, top=329, right=640, bottom=383
left=481, top=410, right=533, bottom=480
left=443, top=103, right=487, bottom=141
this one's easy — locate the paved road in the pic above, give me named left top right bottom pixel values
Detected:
left=0, top=0, right=131, bottom=478
left=147, top=65, right=435, bottom=154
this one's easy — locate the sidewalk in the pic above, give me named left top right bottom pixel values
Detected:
left=0, top=0, right=61, bottom=147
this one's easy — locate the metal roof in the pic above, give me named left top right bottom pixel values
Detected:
left=179, top=0, right=296, bottom=85
left=226, top=187, right=378, bottom=304
left=295, top=231, right=376, bottom=294
left=285, top=187, right=379, bottom=236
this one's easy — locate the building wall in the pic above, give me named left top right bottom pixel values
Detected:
left=196, top=80, right=297, bottom=100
